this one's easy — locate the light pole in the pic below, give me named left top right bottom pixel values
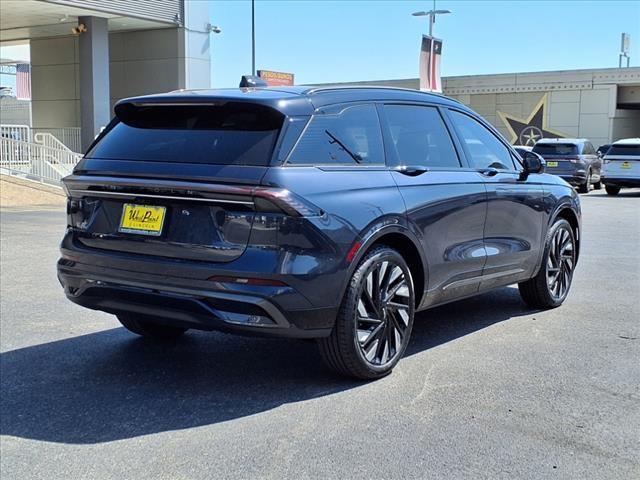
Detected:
left=251, top=0, right=256, bottom=75
left=411, top=6, right=451, bottom=38
left=412, top=2, right=451, bottom=91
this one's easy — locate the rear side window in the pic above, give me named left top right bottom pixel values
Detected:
left=607, top=144, right=640, bottom=156
left=448, top=110, right=516, bottom=170
left=532, top=143, right=579, bottom=156
left=87, top=102, right=284, bottom=166
left=582, top=142, right=596, bottom=155
left=285, top=104, right=384, bottom=165
left=383, top=105, right=460, bottom=168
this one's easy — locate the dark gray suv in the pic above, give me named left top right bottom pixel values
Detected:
left=58, top=86, right=581, bottom=379
left=532, top=138, right=602, bottom=193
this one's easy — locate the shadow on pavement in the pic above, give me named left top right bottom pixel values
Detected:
left=1, top=287, right=529, bottom=444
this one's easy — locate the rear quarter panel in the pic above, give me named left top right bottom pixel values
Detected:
left=260, top=166, right=408, bottom=308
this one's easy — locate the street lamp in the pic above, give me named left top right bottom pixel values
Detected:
left=412, top=8, right=451, bottom=37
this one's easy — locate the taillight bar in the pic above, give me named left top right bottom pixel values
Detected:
left=253, top=188, right=324, bottom=217
left=62, top=175, right=323, bottom=217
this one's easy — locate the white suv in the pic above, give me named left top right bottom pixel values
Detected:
left=602, top=138, right=640, bottom=195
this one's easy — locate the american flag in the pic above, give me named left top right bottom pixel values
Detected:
left=16, top=63, right=31, bottom=100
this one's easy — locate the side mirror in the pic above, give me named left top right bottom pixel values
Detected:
left=521, top=151, right=545, bottom=177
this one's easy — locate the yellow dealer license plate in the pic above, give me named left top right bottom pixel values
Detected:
left=620, top=162, right=631, bottom=169
left=547, top=161, right=558, bottom=167
left=119, top=204, right=166, bottom=236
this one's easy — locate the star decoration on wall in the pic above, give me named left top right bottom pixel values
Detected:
left=498, top=94, right=568, bottom=146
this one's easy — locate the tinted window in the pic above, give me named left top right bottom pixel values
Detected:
left=449, top=110, right=515, bottom=170
left=582, top=142, right=595, bottom=155
left=597, top=144, right=611, bottom=155
left=383, top=105, right=460, bottom=168
left=607, top=144, right=640, bottom=156
left=532, top=143, right=579, bottom=156
left=87, top=102, right=284, bottom=166
left=286, top=104, right=384, bottom=165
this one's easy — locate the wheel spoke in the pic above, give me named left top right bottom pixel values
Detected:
left=389, top=309, right=406, bottom=337
left=395, top=284, right=410, bottom=298
left=386, top=274, right=406, bottom=299
left=375, top=324, right=388, bottom=363
left=361, top=321, right=385, bottom=350
left=362, top=287, right=381, bottom=320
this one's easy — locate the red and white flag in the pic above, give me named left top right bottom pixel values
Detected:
left=16, top=63, right=31, bottom=100
left=419, top=36, right=443, bottom=92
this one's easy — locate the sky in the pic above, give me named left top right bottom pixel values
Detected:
left=210, top=0, right=640, bottom=87
left=1, top=0, right=638, bottom=90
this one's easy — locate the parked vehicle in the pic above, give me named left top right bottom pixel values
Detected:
left=597, top=144, right=611, bottom=157
left=532, top=138, right=602, bottom=193
left=58, top=85, right=581, bottom=379
left=601, top=138, right=640, bottom=195
left=513, top=145, right=533, bottom=158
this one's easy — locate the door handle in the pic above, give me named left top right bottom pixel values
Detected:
left=394, top=165, right=429, bottom=176
left=478, top=168, right=499, bottom=177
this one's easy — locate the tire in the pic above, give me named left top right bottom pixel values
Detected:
left=518, top=218, right=576, bottom=309
left=605, top=185, right=621, bottom=196
left=578, top=170, right=591, bottom=194
left=318, top=246, right=415, bottom=380
left=593, top=179, right=602, bottom=190
left=117, top=313, right=188, bottom=339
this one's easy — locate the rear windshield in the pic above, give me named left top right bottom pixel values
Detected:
left=607, top=144, right=640, bottom=156
left=86, top=102, right=284, bottom=165
left=532, top=143, right=579, bottom=156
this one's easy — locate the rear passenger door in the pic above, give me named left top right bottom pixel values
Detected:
left=446, top=108, right=545, bottom=291
left=380, top=103, right=488, bottom=307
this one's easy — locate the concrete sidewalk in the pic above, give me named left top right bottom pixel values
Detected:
left=0, top=175, right=66, bottom=208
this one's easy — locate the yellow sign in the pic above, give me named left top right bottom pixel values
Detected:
left=119, top=204, right=166, bottom=236
left=257, top=70, right=294, bottom=86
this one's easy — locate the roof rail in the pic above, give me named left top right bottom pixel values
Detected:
left=304, top=85, right=461, bottom=103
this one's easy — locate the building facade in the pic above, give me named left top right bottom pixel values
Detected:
left=320, top=68, right=640, bottom=148
left=1, top=0, right=212, bottom=150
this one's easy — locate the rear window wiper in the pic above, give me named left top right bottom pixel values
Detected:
left=325, top=130, right=362, bottom=164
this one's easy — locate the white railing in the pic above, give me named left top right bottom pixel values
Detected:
left=0, top=124, right=31, bottom=143
left=0, top=136, right=82, bottom=185
left=32, top=127, right=82, bottom=153
left=1, top=124, right=82, bottom=153
left=34, top=131, right=72, bottom=151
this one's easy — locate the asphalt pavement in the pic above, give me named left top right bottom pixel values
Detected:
left=1, top=189, right=639, bottom=479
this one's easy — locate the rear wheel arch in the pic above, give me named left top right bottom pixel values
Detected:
left=345, top=227, right=427, bottom=309
left=553, top=206, right=580, bottom=261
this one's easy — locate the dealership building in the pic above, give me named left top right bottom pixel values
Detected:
left=320, top=67, right=640, bottom=149
left=1, top=0, right=211, bottom=152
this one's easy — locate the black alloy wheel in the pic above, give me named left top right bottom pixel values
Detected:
left=519, top=218, right=576, bottom=309
left=318, top=246, right=415, bottom=379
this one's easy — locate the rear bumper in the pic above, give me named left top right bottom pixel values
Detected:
left=557, top=173, right=587, bottom=186
left=57, top=258, right=337, bottom=339
left=602, top=177, right=640, bottom=188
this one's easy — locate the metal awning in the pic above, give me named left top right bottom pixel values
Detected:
left=0, top=0, right=177, bottom=43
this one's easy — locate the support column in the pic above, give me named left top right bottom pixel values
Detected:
left=79, top=16, right=110, bottom=151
